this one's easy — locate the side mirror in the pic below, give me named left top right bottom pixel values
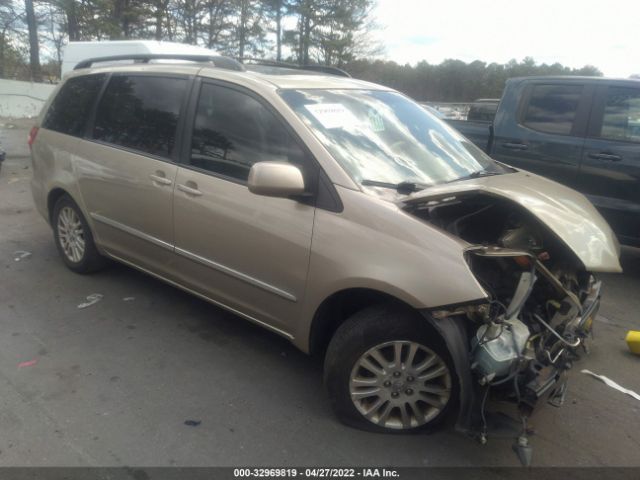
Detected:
left=248, top=162, right=305, bottom=198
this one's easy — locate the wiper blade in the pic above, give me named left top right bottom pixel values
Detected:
left=444, top=170, right=501, bottom=184
left=361, top=179, right=428, bottom=194
left=469, top=170, right=500, bottom=178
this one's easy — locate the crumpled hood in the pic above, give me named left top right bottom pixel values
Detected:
left=404, top=171, right=622, bottom=273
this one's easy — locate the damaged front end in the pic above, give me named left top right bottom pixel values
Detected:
left=404, top=178, right=620, bottom=463
left=465, top=245, right=599, bottom=410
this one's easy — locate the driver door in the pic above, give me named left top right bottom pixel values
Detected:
left=170, top=80, right=317, bottom=335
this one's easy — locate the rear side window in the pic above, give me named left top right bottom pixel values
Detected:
left=93, top=75, right=187, bottom=159
left=522, top=84, right=583, bottom=135
left=190, top=83, right=307, bottom=182
left=43, top=74, right=105, bottom=137
left=599, top=87, right=640, bottom=143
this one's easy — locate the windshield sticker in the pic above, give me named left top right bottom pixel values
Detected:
left=367, top=109, right=385, bottom=132
left=304, top=103, right=360, bottom=129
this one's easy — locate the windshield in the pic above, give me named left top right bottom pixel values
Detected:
left=280, top=89, right=506, bottom=189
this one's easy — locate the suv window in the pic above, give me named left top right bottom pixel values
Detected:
left=93, top=75, right=187, bottom=159
left=599, top=87, right=640, bottom=143
left=190, top=83, right=307, bottom=182
left=42, top=74, right=105, bottom=137
left=522, top=84, right=583, bottom=135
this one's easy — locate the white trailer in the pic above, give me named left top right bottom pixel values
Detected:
left=61, top=40, right=219, bottom=77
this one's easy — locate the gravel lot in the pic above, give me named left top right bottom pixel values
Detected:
left=1, top=120, right=639, bottom=467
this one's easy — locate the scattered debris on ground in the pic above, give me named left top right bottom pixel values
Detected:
left=77, top=293, right=103, bottom=309
left=581, top=369, right=640, bottom=402
left=184, top=420, right=202, bottom=427
left=18, top=359, right=38, bottom=368
left=13, top=250, right=32, bottom=262
left=626, top=331, right=640, bottom=355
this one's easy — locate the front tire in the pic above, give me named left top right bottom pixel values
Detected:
left=52, top=195, right=108, bottom=273
left=324, top=305, right=457, bottom=433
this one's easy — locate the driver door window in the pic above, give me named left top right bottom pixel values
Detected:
left=190, top=83, right=307, bottom=182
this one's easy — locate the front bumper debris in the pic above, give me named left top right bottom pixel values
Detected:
left=426, top=245, right=603, bottom=465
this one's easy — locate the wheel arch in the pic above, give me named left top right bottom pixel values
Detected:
left=307, top=287, right=430, bottom=358
left=47, top=187, right=73, bottom=224
left=309, top=288, right=479, bottom=435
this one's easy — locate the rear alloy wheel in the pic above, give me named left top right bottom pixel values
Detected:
left=52, top=195, right=108, bottom=273
left=349, top=340, right=452, bottom=430
left=324, top=305, right=457, bottom=433
left=57, top=206, right=86, bottom=263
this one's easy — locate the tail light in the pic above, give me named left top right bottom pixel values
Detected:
left=27, top=126, right=39, bottom=148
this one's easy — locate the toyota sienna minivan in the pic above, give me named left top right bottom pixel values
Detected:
left=30, top=54, right=620, bottom=450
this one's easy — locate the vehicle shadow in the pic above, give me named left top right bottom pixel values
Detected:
left=97, top=261, right=526, bottom=466
left=104, top=260, right=323, bottom=378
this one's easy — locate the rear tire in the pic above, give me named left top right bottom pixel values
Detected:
left=52, top=195, right=108, bottom=274
left=324, top=304, right=457, bottom=433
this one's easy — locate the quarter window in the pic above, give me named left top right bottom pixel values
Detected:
left=93, top=75, right=187, bottom=158
left=190, top=83, right=307, bottom=182
left=43, top=74, right=106, bottom=137
left=599, top=87, right=640, bottom=143
left=522, top=84, right=583, bottom=135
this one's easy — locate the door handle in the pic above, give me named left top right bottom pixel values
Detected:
left=588, top=152, right=622, bottom=162
left=502, top=142, right=529, bottom=151
left=149, top=173, right=172, bottom=185
left=177, top=183, right=203, bottom=196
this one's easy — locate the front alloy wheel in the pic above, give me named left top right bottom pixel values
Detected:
left=324, top=305, right=457, bottom=433
left=349, top=340, right=452, bottom=430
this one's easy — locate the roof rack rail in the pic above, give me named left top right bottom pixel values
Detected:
left=241, top=58, right=351, bottom=78
left=74, top=54, right=245, bottom=72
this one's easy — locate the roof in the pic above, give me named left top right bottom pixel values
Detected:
left=232, top=70, right=386, bottom=90
left=66, top=61, right=389, bottom=92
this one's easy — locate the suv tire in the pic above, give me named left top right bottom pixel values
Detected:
left=52, top=195, right=108, bottom=273
left=324, top=305, right=457, bottom=433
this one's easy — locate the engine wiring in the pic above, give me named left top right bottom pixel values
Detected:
left=533, top=314, right=581, bottom=348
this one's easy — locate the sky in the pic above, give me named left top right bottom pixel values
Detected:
left=373, top=0, right=640, bottom=78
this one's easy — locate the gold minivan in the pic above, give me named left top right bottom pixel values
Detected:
left=30, top=55, right=620, bottom=446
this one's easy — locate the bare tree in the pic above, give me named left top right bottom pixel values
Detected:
left=153, top=0, right=169, bottom=39
left=0, top=1, right=21, bottom=77
left=224, top=0, right=266, bottom=61
left=49, top=0, right=81, bottom=41
left=200, top=0, right=233, bottom=49
left=24, top=0, right=41, bottom=80
left=315, top=0, right=381, bottom=66
left=42, top=1, right=66, bottom=77
left=174, top=0, right=205, bottom=44
left=264, top=0, right=286, bottom=61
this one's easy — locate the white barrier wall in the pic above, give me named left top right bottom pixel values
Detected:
left=0, top=79, right=56, bottom=118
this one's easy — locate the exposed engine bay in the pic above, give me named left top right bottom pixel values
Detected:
left=405, top=192, right=602, bottom=463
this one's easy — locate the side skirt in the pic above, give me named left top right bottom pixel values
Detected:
left=103, top=250, right=295, bottom=342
